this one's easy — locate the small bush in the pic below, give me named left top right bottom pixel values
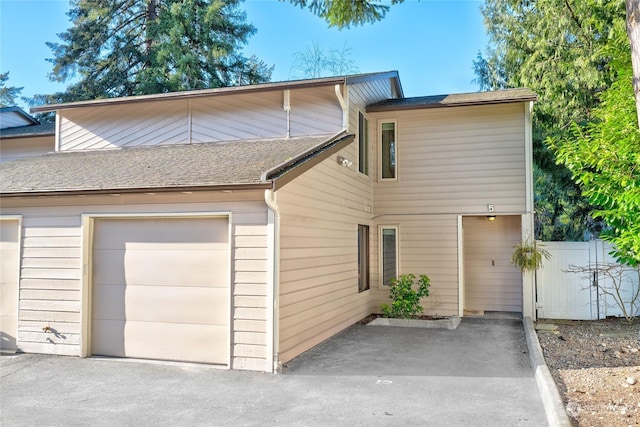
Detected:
left=380, top=274, right=430, bottom=319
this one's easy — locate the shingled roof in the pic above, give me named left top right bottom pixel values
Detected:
left=0, top=122, right=55, bottom=138
left=0, top=133, right=353, bottom=196
left=367, top=88, right=537, bottom=112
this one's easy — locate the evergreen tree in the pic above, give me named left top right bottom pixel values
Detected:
left=474, top=0, right=627, bottom=241
left=46, top=0, right=272, bottom=101
left=0, top=72, right=23, bottom=108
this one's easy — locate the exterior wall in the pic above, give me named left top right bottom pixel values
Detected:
left=0, top=191, right=270, bottom=371
left=0, top=111, right=33, bottom=129
left=57, top=87, right=343, bottom=151
left=0, top=136, right=55, bottom=162
left=368, top=103, right=529, bottom=315
left=347, top=80, right=395, bottom=133
left=276, top=141, right=372, bottom=364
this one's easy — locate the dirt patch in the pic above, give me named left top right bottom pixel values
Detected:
left=536, top=318, right=640, bottom=427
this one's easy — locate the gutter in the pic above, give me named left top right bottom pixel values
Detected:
left=261, top=131, right=353, bottom=183
left=0, top=182, right=272, bottom=198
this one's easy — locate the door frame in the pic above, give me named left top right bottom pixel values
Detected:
left=458, top=214, right=533, bottom=318
left=81, top=212, right=232, bottom=366
left=0, top=215, right=22, bottom=353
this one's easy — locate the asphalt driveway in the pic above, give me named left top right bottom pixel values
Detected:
left=0, top=317, right=547, bottom=426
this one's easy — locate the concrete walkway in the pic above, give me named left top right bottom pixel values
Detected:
left=1, top=318, right=547, bottom=426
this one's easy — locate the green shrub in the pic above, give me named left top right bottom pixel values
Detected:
left=380, top=274, right=430, bottom=319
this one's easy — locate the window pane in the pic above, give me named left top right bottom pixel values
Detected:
left=382, top=228, right=397, bottom=286
left=381, top=122, right=395, bottom=179
left=358, top=112, right=369, bottom=175
left=358, top=225, right=370, bottom=292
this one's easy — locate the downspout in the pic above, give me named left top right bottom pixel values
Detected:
left=283, top=90, right=291, bottom=138
left=334, top=84, right=348, bottom=131
left=264, top=188, right=280, bottom=372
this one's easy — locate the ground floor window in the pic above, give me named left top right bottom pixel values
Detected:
left=358, top=225, right=370, bottom=292
left=381, top=227, right=398, bottom=286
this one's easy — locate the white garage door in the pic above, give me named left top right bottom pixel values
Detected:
left=0, top=219, right=20, bottom=352
left=91, top=216, right=229, bottom=364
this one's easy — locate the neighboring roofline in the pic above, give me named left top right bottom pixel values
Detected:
left=31, top=71, right=402, bottom=113
left=0, top=182, right=272, bottom=198
left=0, top=128, right=55, bottom=139
left=366, top=88, right=537, bottom=112
left=0, top=106, right=39, bottom=126
left=263, top=131, right=355, bottom=190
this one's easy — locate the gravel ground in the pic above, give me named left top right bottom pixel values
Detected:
left=536, top=318, right=640, bottom=427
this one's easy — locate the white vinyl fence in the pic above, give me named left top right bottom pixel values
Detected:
left=536, top=240, right=640, bottom=320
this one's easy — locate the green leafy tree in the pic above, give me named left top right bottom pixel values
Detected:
left=549, top=27, right=640, bottom=266
left=0, top=72, right=23, bottom=108
left=474, top=0, right=627, bottom=241
left=45, top=0, right=272, bottom=102
left=290, top=41, right=359, bottom=79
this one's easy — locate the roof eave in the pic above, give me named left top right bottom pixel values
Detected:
left=367, top=95, right=538, bottom=113
left=29, top=77, right=349, bottom=114
left=262, top=132, right=355, bottom=186
left=0, top=182, right=273, bottom=198
left=30, top=71, right=404, bottom=113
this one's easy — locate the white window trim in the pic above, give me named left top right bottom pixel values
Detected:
left=357, top=109, right=369, bottom=177
left=379, top=225, right=399, bottom=288
left=379, top=119, right=398, bottom=181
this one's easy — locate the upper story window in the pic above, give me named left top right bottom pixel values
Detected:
left=358, top=112, right=369, bottom=175
left=380, top=121, right=396, bottom=180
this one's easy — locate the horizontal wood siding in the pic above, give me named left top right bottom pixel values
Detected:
left=1, top=192, right=269, bottom=369
left=0, top=136, right=55, bottom=162
left=57, top=87, right=343, bottom=151
left=277, top=140, right=372, bottom=364
left=1, top=112, right=31, bottom=128
left=370, top=215, right=459, bottom=316
left=369, top=103, right=527, bottom=315
left=371, top=103, right=527, bottom=215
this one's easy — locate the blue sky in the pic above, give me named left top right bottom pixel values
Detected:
left=0, top=0, right=488, bottom=109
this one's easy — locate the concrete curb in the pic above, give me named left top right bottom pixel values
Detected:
left=523, top=317, right=572, bottom=427
left=368, top=315, right=461, bottom=329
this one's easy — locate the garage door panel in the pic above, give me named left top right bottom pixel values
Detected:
left=93, top=218, right=228, bottom=249
left=123, top=322, right=228, bottom=364
left=92, top=319, right=125, bottom=357
left=91, top=217, right=230, bottom=365
left=92, top=284, right=126, bottom=321
left=124, top=286, right=227, bottom=325
left=93, top=247, right=228, bottom=287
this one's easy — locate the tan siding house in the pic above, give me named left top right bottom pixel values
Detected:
left=0, top=72, right=536, bottom=371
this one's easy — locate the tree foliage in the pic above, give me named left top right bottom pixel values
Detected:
left=45, top=0, right=272, bottom=102
left=0, top=72, right=23, bottom=108
left=549, top=27, right=640, bottom=266
left=286, top=0, right=404, bottom=29
left=290, top=41, right=359, bottom=79
left=474, top=0, right=627, bottom=241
